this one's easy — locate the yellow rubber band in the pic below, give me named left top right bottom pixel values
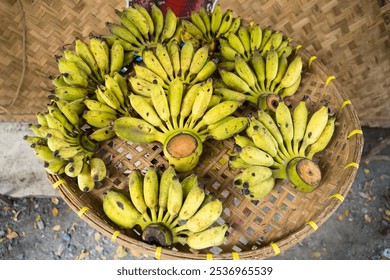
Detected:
left=307, top=221, right=318, bottom=231
left=295, top=44, right=302, bottom=54
left=206, top=253, right=213, bottom=260
left=329, top=193, right=345, bottom=202
left=155, top=246, right=162, bottom=260
left=347, top=130, right=363, bottom=139
left=77, top=206, right=90, bottom=218
left=111, top=230, right=120, bottom=242
left=344, top=162, right=359, bottom=170
left=325, top=76, right=335, bottom=86
left=340, top=100, right=351, bottom=110
left=232, top=252, right=240, bottom=260
left=52, top=179, right=64, bottom=189
left=287, top=37, right=293, bottom=42
left=270, top=243, right=280, bottom=255
left=308, top=56, right=317, bottom=68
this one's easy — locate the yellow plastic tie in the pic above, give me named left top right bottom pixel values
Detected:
left=347, top=129, right=363, bottom=139
left=232, top=252, right=240, bottom=260
left=308, top=56, right=317, bottom=68
left=325, top=75, right=335, bottom=86
left=52, top=179, right=64, bottom=189
left=77, top=206, right=90, bottom=218
left=270, top=243, right=280, bottom=255
left=295, top=44, right=302, bottom=54
left=111, top=230, right=120, bottom=242
left=307, top=221, right=318, bottom=231
left=344, top=162, right=359, bottom=170
left=206, top=253, right=213, bottom=260
left=329, top=193, right=345, bottom=202
left=340, top=100, right=351, bottom=110
left=155, top=246, right=162, bottom=260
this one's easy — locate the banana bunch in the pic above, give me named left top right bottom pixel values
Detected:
left=129, top=41, right=217, bottom=90
left=82, top=72, right=131, bottom=138
left=218, top=49, right=303, bottom=110
left=114, top=79, right=248, bottom=172
left=24, top=100, right=108, bottom=192
left=181, top=5, right=241, bottom=51
left=102, top=166, right=228, bottom=250
left=49, top=35, right=126, bottom=102
left=218, top=25, right=293, bottom=63
left=229, top=100, right=336, bottom=197
left=105, top=3, right=179, bottom=54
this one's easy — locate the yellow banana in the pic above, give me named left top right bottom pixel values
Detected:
left=180, top=41, right=195, bottom=79
left=74, top=38, right=100, bottom=80
left=30, top=143, right=56, bottom=161
left=160, top=7, right=177, bottom=43
left=174, top=199, right=223, bottom=234
left=234, top=54, right=257, bottom=90
left=89, top=36, right=109, bottom=79
left=129, top=93, right=166, bottom=129
left=83, top=99, right=117, bottom=115
left=88, top=125, right=116, bottom=142
left=44, top=158, right=67, bottom=175
left=227, top=32, right=245, bottom=56
left=102, top=188, right=143, bottom=229
left=219, top=69, right=252, bottom=93
left=167, top=78, right=184, bottom=129
left=275, top=55, right=302, bottom=94
left=233, top=165, right=273, bottom=189
left=64, top=153, right=84, bottom=178
left=189, top=45, right=209, bottom=77
left=225, top=16, right=241, bottom=37
left=133, top=64, right=166, bottom=88
left=237, top=26, right=251, bottom=57
left=142, top=48, right=170, bottom=83
left=52, top=86, right=88, bottom=101
left=157, top=165, right=176, bottom=222
left=239, top=145, right=274, bottom=166
left=55, top=99, right=81, bottom=131
left=306, top=116, right=336, bottom=159
left=128, top=76, right=154, bottom=97
left=182, top=19, right=205, bottom=41
left=299, top=105, right=330, bottom=156
left=155, top=43, right=174, bottom=81
left=166, top=175, right=183, bottom=224
left=190, top=11, right=208, bottom=39
left=89, top=157, right=106, bottom=182
left=104, top=75, right=127, bottom=111
left=178, top=183, right=205, bottom=221
left=260, top=28, right=273, bottom=50
left=207, top=117, right=248, bottom=140
left=250, top=24, right=262, bottom=52
left=150, top=83, right=171, bottom=127
left=96, top=85, right=122, bottom=112
left=61, top=72, right=89, bottom=88
left=134, top=3, right=154, bottom=36
left=250, top=50, right=266, bottom=91
left=186, top=224, right=228, bottom=250
left=123, top=6, right=150, bottom=40
left=292, top=99, right=309, bottom=155
left=270, top=52, right=288, bottom=92
left=215, top=88, right=247, bottom=103
left=196, top=100, right=240, bottom=130
left=181, top=173, right=199, bottom=199
left=109, top=39, right=124, bottom=75
left=105, top=22, right=140, bottom=47
left=151, top=3, right=164, bottom=43
left=115, top=9, right=145, bottom=44
left=275, top=101, right=294, bottom=156
left=190, top=60, right=217, bottom=85
left=113, top=117, right=167, bottom=144
left=198, top=6, right=211, bottom=39
left=53, top=146, right=84, bottom=160
left=280, top=75, right=301, bottom=98
left=216, top=9, right=234, bottom=38
left=265, top=46, right=279, bottom=90
left=128, top=169, right=151, bottom=223
left=210, top=4, right=223, bottom=35
left=187, top=79, right=213, bottom=128
left=247, top=118, right=278, bottom=158
left=179, top=82, right=202, bottom=128
left=76, top=161, right=95, bottom=192
left=143, top=167, right=159, bottom=222
left=167, top=40, right=181, bottom=78
left=220, top=44, right=239, bottom=61
left=82, top=110, right=117, bottom=129
left=245, top=176, right=275, bottom=200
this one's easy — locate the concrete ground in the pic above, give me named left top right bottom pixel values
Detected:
left=0, top=122, right=389, bottom=260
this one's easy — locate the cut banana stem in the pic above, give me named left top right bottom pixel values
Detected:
left=286, top=157, right=322, bottom=192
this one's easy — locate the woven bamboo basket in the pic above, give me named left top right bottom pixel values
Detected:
left=46, top=38, right=364, bottom=259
